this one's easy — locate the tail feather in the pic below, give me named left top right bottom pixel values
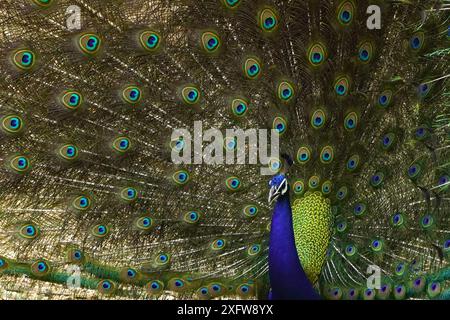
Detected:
left=0, top=0, right=448, bottom=299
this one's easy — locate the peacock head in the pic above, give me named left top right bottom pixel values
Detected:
left=268, top=174, right=288, bottom=204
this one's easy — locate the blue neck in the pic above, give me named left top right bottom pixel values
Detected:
left=268, top=193, right=321, bottom=300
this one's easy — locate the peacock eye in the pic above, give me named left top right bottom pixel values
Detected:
left=329, top=287, right=343, bottom=300
left=370, top=171, right=385, bottom=188
left=97, top=280, right=116, bottom=295
left=382, top=133, right=396, bottom=150
left=334, top=76, right=350, bottom=96
left=92, top=224, right=109, bottom=238
left=308, top=43, right=327, bottom=66
left=243, top=57, right=261, bottom=79
left=184, top=211, right=200, bottom=224
left=9, top=155, right=31, bottom=173
left=32, top=0, right=54, bottom=7
left=336, top=186, right=348, bottom=200
left=311, top=109, right=326, bottom=129
left=407, top=163, right=422, bottom=180
left=201, top=31, right=221, bottom=53
left=420, top=215, right=434, bottom=229
left=358, top=41, right=374, bottom=63
left=410, top=32, right=424, bottom=51
left=222, top=0, right=241, bottom=8
left=172, top=170, right=190, bottom=185
left=19, top=223, right=39, bottom=239
left=211, top=239, right=226, bottom=251
left=2, top=115, right=24, bottom=134
left=268, top=158, right=282, bottom=174
left=377, top=90, right=392, bottom=108
left=336, top=221, right=347, bottom=232
left=169, top=278, right=186, bottom=291
left=122, top=85, right=142, bottom=104
left=231, top=98, right=248, bottom=117
left=237, top=284, right=253, bottom=296
left=418, top=82, right=431, bottom=99
left=344, top=112, right=358, bottom=131
left=127, top=269, right=136, bottom=277
left=308, top=175, right=320, bottom=189
left=139, top=30, right=162, bottom=52
left=112, top=136, right=131, bottom=154
left=337, top=1, right=355, bottom=25
left=78, top=33, right=102, bottom=56
left=320, top=146, right=334, bottom=164
left=155, top=253, right=171, bottom=267
left=371, top=239, right=383, bottom=252
left=346, top=154, right=360, bottom=171
left=225, top=176, right=242, bottom=191
left=259, top=8, right=278, bottom=32
left=321, top=180, right=332, bottom=195
left=247, top=244, right=261, bottom=256
left=181, top=86, right=201, bottom=105
left=58, top=144, right=79, bottom=161
left=439, top=175, right=449, bottom=185
left=296, top=146, right=312, bottom=164
left=12, top=49, right=36, bottom=70
left=353, top=203, right=367, bottom=216
left=60, top=90, right=83, bottom=110
left=292, top=180, right=305, bottom=195
left=243, top=205, right=258, bottom=218
left=272, top=116, right=287, bottom=135
left=147, top=280, right=164, bottom=295
left=31, top=260, right=50, bottom=276
left=277, top=81, right=295, bottom=102
left=0, top=257, right=8, bottom=271
left=120, top=187, right=138, bottom=202
left=72, top=195, right=91, bottom=211
left=444, top=239, right=450, bottom=250
left=345, top=244, right=356, bottom=257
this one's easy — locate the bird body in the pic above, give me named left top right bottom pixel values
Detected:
left=0, top=0, right=449, bottom=300
left=268, top=181, right=321, bottom=300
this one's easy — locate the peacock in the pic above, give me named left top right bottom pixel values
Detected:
left=0, top=0, right=449, bottom=300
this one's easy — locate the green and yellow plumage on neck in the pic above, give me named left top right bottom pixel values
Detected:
left=0, top=0, right=449, bottom=300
